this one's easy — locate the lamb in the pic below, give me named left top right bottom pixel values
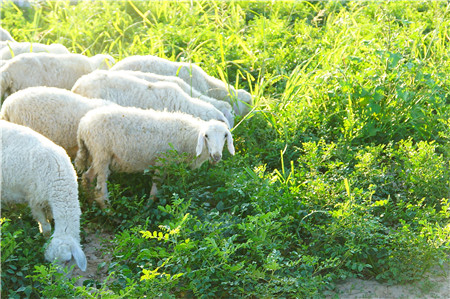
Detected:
left=71, top=70, right=231, bottom=128
left=0, top=86, right=116, bottom=159
left=0, top=27, right=14, bottom=41
left=1, top=120, right=87, bottom=271
left=75, top=106, right=235, bottom=208
left=0, top=52, right=115, bottom=98
left=111, top=55, right=252, bottom=115
left=0, top=41, right=70, bottom=59
left=113, top=70, right=235, bottom=126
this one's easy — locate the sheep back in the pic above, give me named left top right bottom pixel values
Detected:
left=0, top=27, right=14, bottom=41
left=72, top=70, right=230, bottom=127
left=0, top=86, right=113, bottom=158
left=0, top=53, right=101, bottom=97
left=0, top=42, right=70, bottom=60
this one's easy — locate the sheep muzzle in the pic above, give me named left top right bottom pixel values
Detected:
left=209, top=153, right=222, bottom=164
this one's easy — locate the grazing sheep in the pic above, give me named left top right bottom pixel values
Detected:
left=0, top=41, right=70, bottom=59
left=111, top=55, right=252, bottom=115
left=114, top=70, right=235, bottom=126
left=0, top=86, right=115, bottom=159
left=71, top=70, right=231, bottom=128
left=1, top=120, right=87, bottom=271
left=0, top=27, right=14, bottom=41
left=75, top=106, right=235, bottom=208
left=0, top=52, right=115, bottom=98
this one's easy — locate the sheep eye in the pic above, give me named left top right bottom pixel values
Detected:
left=224, top=133, right=228, bottom=139
left=205, top=134, right=209, bottom=139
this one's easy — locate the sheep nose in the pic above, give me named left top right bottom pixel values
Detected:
left=212, top=153, right=222, bottom=162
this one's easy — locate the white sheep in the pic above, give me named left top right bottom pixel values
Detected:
left=0, top=86, right=115, bottom=159
left=0, top=27, right=14, bottom=41
left=1, top=120, right=87, bottom=271
left=111, top=55, right=252, bottom=115
left=113, top=70, right=235, bottom=127
left=0, top=41, right=70, bottom=59
left=0, top=52, right=115, bottom=98
left=71, top=70, right=231, bottom=128
left=75, top=106, right=235, bottom=208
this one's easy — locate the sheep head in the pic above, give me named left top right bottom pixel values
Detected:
left=196, top=120, right=235, bottom=164
left=90, top=54, right=115, bottom=70
left=45, top=234, right=87, bottom=272
left=225, top=88, right=252, bottom=116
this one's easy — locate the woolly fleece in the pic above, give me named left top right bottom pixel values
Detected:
left=0, top=86, right=115, bottom=158
left=1, top=120, right=87, bottom=271
left=0, top=41, right=70, bottom=59
left=114, top=70, right=235, bottom=126
left=71, top=70, right=231, bottom=128
left=0, top=52, right=115, bottom=97
left=111, top=55, right=252, bottom=115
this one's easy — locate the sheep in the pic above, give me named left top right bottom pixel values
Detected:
left=0, top=52, right=115, bottom=98
left=1, top=120, right=87, bottom=271
left=110, top=55, right=252, bottom=115
left=0, top=86, right=116, bottom=159
left=71, top=70, right=231, bottom=128
left=0, top=41, right=70, bottom=59
left=113, top=70, right=235, bottom=126
left=0, top=27, right=14, bottom=41
left=74, top=106, right=235, bottom=208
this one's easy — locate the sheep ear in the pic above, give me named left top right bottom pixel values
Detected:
left=227, top=132, right=235, bottom=156
left=196, top=131, right=205, bottom=157
left=71, top=244, right=87, bottom=271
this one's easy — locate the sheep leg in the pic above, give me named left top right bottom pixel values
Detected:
left=150, top=168, right=165, bottom=201
left=92, top=156, right=111, bottom=209
left=81, top=166, right=97, bottom=201
left=150, top=181, right=158, bottom=201
left=30, top=202, right=52, bottom=238
left=44, top=203, right=53, bottom=223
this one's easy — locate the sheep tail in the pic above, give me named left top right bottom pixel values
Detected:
left=74, top=136, right=89, bottom=172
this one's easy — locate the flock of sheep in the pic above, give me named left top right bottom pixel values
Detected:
left=0, top=27, right=252, bottom=272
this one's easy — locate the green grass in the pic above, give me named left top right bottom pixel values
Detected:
left=1, top=0, right=449, bottom=298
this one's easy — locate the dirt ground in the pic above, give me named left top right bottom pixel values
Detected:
left=72, top=229, right=114, bottom=287
left=332, top=264, right=449, bottom=299
left=74, top=231, right=449, bottom=298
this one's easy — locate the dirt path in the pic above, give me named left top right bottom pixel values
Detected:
left=72, top=229, right=114, bottom=286
left=332, top=265, right=449, bottom=298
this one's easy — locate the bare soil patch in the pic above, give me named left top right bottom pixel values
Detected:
left=72, top=229, right=114, bottom=286
left=332, top=265, right=449, bottom=298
